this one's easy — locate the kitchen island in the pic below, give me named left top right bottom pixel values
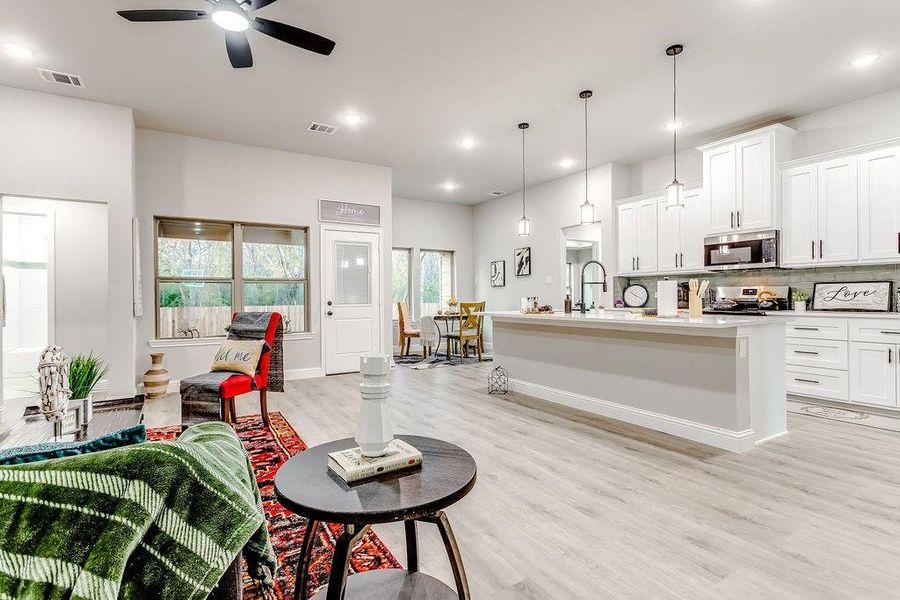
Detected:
left=487, top=311, right=786, bottom=452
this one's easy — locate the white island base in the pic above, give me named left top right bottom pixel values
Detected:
left=489, top=311, right=787, bottom=452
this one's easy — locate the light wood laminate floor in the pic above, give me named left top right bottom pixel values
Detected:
left=145, top=363, right=900, bottom=599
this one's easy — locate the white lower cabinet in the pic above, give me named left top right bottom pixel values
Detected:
left=849, top=342, right=899, bottom=408
left=785, top=315, right=900, bottom=410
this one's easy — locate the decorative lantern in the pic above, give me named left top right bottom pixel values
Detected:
left=488, top=365, right=509, bottom=395
left=37, top=345, right=81, bottom=437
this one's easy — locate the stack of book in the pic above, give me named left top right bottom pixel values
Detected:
left=327, top=438, right=423, bottom=483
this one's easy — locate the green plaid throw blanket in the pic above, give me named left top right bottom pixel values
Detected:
left=0, top=422, right=276, bottom=599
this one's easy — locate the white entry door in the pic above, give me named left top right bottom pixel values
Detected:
left=322, top=228, right=382, bottom=374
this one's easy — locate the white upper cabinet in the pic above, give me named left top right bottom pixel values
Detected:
left=858, top=147, right=900, bottom=263
left=705, top=145, right=737, bottom=234
left=617, top=202, right=637, bottom=274
left=700, top=125, right=796, bottom=235
left=817, top=157, right=858, bottom=264
left=656, top=188, right=707, bottom=273
left=617, top=197, right=658, bottom=275
left=781, top=165, right=817, bottom=266
left=736, top=136, right=773, bottom=231
left=781, top=156, right=858, bottom=267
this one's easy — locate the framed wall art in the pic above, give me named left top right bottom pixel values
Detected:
left=514, top=247, right=531, bottom=277
left=812, top=281, right=892, bottom=312
left=490, top=260, right=505, bottom=287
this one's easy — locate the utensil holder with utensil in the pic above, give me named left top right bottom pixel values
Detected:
left=688, top=279, right=709, bottom=319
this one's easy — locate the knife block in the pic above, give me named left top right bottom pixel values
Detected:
left=688, top=293, right=703, bottom=319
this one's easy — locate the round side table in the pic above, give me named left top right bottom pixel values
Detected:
left=274, top=435, right=477, bottom=600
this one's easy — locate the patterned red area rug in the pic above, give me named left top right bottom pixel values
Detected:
left=147, top=413, right=402, bottom=599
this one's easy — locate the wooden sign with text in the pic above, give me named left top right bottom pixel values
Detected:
left=812, top=281, right=893, bottom=312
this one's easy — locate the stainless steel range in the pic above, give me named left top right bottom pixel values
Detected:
left=704, top=285, right=791, bottom=316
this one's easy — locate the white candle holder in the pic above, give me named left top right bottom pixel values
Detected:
left=355, top=355, right=393, bottom=457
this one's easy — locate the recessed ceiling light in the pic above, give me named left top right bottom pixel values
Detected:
left=440, top=182, right=458, bottom=191
left=666, top=120, right=685, bottom=132
left=1, top=42, right=34, bottom=59
left=558, top=158, right=575, bottom=168
left=850, top=53, right=881, bottom=68
left=342, top=113, right=366, bottom=126
left=459, top=137, right=477, bottom=149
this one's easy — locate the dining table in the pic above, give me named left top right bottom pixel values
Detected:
left=428, top=312, right=484, bottom=361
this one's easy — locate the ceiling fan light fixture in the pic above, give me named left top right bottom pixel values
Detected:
left=212, top=2, right=250, bottom=32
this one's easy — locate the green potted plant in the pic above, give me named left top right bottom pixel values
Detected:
left=792, top=289, right=811, bottom=312
left=69, top=352, right=109, bottom=423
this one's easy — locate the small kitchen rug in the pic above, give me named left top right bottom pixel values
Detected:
left=787, top=400, right=900, bottom=433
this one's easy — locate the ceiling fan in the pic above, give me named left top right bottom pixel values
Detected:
left=117, top=0, right=335, bottom=69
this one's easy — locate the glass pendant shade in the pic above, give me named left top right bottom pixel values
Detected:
left=517, top=215, right=531, bottom=237
left=580, top=200, right=594, bottom=225
left=666, top=179, right=685, bottom=209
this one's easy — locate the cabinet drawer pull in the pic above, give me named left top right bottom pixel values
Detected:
left=731, top=211, right=734, bottom=229
left=890, top=348, right=893, bottom=365
left=819, top=239, right=823, bottom=258
left=794, top=378, right=820, bottom=384
left=737, top=211, right=741, bottom=229
left=675, top=252, right=678, bottom=269
left=679, top=252, right=684, bottom=268
left=793, top=350, right=820, bottom=355
left=793, top=327, right=820, bottom=331
left=880, top=331, right=900, bottom=335
left=811, top=240, right=815, bottom=260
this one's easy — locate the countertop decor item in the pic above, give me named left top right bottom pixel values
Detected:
left=69, top=352, right=109, bottom=424
left=791, top=290, right=810, bottom=312
left=516, top=122, right=532, bottom=237
left=37, top=345, right=71, bottom=425
left=812, top=281, right=892, bottom=312
left=490, top=260, right=505, bottom=287
left=274, top=435, right=477, bottom=600
left=514, top=246, right=531, bottom=276
left=665, top=43, right=686, bottom=209
left=355, top=355, right=393, bottom=457
left=489, top=365, right=509, bottom=394
left=143, top=351, right=170, bottom=399
left=623, top=283, right=649, bottom=308
left=578, top=90, right=596, bottom=224
left=687, top=279, right=709, bottom=319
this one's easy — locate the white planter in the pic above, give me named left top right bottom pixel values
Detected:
left=794, top=302, right=807, bottom=312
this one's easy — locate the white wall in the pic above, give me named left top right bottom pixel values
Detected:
left=627, top=87, right=900, bottom=197
left=0, top=86, right=135, bottom=400
left=392, top=196, right=474, bottom=313
left=134, top=129, right=392, bottom=383
left=473, top=164, right=629, bottom=345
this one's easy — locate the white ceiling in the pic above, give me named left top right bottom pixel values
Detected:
left=2, top=1, right=899, bottom=204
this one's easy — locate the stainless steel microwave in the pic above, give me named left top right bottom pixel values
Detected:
left=703, top=230, right=778, bottom=271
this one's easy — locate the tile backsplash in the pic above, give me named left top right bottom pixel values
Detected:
left=614, top=263, right=900, bottom=309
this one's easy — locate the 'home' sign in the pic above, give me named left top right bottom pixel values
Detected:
left=319, top=199, right=381, bottom=226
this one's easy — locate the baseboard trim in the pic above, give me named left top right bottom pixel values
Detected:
left=509, top=378, right=757, bottom=453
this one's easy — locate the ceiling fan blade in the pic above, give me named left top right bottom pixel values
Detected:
left=117, top=9, right=208, bottom=22
left=251, top=17, right=335, bottom=56
left=247, top=0, right=280, bottom=9
left=225, top=32, right=253, bottom=68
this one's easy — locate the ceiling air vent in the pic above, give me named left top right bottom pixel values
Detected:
left=488, top=191, right=505, bottom=197
left=37, top=68, right=85, bottom=88
left=307, top=121, right=338, bottom=135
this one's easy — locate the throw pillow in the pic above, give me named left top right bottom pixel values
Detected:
left=0, top=424, right=147, bottom=466
left=211, top=339, right=265, bottom=377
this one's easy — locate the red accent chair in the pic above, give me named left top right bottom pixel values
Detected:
left=218, top=312, right=280, bottom=427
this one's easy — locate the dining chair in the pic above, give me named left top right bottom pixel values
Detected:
left=397, top=302, right=421, bottom=357
left=444, top=301, right=485, bottom=363
left=419, top=315, right=437, bottom=358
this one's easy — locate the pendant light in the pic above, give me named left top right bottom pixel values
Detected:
left=517, top=122, right=531, bottom=237
left=665, top=44, right=685, bottom=209
left=579, top=90, right=595, bottom=224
